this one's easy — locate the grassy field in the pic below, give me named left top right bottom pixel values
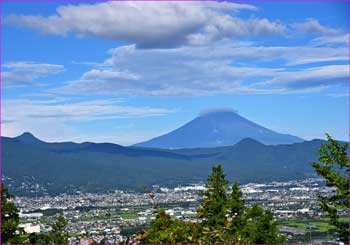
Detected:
left=279, top=217, right=345, bottom=243
left=280, top=219, right=335, bottom=233
left=121, top=212, right=137, bottom=220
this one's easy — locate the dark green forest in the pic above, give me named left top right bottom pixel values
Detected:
left=3, top=134, right=328, bottom=195
left=2, top=135, right=349, bottom=244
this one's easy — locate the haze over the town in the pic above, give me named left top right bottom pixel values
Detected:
left=2, top=1, right=348, bottom=145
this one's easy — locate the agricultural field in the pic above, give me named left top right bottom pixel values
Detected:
left=279, top=217, right=348, bottom=243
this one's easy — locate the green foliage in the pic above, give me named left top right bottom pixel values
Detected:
left=137, top=209, right=201, bottom=244
left=226, top=182, right=246, bottom=232
left=3, top=136, right=324, bottom=195
left=240, top=204, right=284, bottom=244
left=311, top=134, right=350, bottom=243
left=99, top=237, right=107, bottom=244
left=1, top=184, right=23, bottom=244
left=48, top=216, right=69, bottom=244
left=27, top=233, right=51, bottom=244
left=1, top=184, right=69, bottom=244
left=138, top=165, right=284, bottom=244
left=24, top=216, right=69, bottom=244
left=198, top=165, right=229, bottom=227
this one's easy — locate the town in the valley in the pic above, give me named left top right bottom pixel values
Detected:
left=5, top=176, right=345, bottom=244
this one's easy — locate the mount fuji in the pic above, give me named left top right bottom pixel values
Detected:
left=134, top=109, right=304, bottom=149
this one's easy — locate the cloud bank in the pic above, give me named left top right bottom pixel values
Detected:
left=54, top=42, right=347, bottom=96
left=3, top=62, right=64, bottom=87
left=5, top=1, right=288, bottom=48
left=3, top=97, right=175, bottom=144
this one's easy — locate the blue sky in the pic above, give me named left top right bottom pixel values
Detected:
left=2, top=1, right=348, bottom=145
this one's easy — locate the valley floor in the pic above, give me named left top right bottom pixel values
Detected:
left=13, top=177, right=347, bottom=244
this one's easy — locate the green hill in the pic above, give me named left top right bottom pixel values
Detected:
left=2, top=133, right=325, bottom=196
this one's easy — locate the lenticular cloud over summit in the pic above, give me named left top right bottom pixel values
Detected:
left=199, top=107, right=239, bottom=117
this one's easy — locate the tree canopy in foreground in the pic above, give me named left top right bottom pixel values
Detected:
left=311, top=134, right=349, bottom=244
left=137, top=164, right=285, bottom=244
left=1, top=184, right=69, bottom=244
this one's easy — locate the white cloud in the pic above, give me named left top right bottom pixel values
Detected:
left=2, top=98, right=175, bottom=144
left=326, top=92, right=348, bottom=98
left=199, top=107, right=238, bottom=117
left=310, top=33, right=349, bottom=47
left=55, top=44, right=279, bottom=96
left=53, top=42, right=348, bottom=96
left=2, top=61, right=64, bottom=87
left=4, top=98, right=174, bottom=122
left=186, top=17, right=286, bottom=45
left=256, top=65, right=348, bottom=90
left=5, top=1, right=288, bottom=48
left=82, top=69, right=140, bottom=81
left=292, top=19, right=343, bottom=36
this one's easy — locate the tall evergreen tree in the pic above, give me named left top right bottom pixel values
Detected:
left=241, top=204, right=284, bottom=244
left=48, top=215, right=69, bottom=244
left=1, top=184, right=23, bottom=244
left=311, top=134, right=349, bottom=243
left=138, top=165, right=285, bottom=244
left=198, top=165, right=229, bottom=227
left=226, top=182, right=246, bottom=233
left=137, top=209, right=201, bottom=244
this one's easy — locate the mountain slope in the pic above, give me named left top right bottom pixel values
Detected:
left=134, top=110, right=304, bottom=149
left=15, top=132, right=45, bottom=145
left=3, top=133, right=322, bottom=196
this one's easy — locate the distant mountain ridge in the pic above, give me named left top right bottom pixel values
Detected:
left=15, top=132, right=44, bottom=144
left=3, top=133, right=326, bottom=196
left=135, top=110, right=304, bottom=149
left=13, top=132, right=188, bottom=160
